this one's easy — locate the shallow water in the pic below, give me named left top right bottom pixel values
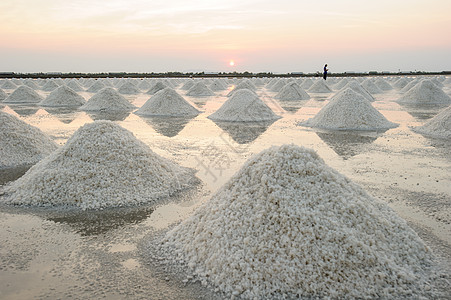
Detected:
left=0, top=80, right=450, bottom=299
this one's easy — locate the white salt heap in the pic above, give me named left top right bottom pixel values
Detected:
left=3, top=86, right=44, bottom=104
left=39, top=85, right=86, bottom=107
left=0, top=89, right=7, bottom=101
left=117, top=81, right=141, bottom=95
left=146, top=81, right=167, bottom=95
left=86, top=80, right=106, bottom=93
left=40, top=80, right=60, bottom=92
left=208, top=89, right=279, bottom=122
left=136, top=87, right=199, bottom=117
left=307, top=79, right=333, bottom=93
left=397, top=80, right=451, bottom=105
left=80, top=87, right=136, bottom=111
left=341, top=81, right=374, bottom=102
left=361, top=78, right=383, bottom=94
left=413, top=105, right=451, bottom=139
left=3, top=121, right=197, bottom=209
left=0, top=111, right=58, bottom=168
left=275, top=82, right=310, bottom=100
left=186, top=82, right=215, bottom=97
left=300, top=88, right=397, bottom=130
left=66, top=79, right=85, bottom=92
left=374, top=78, right=393, bottom=91
left=1, top=80, right=18, bottom=90
left=160, top=144, right=435, bottom=299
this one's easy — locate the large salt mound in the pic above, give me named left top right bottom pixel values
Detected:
left=117, top=81, right=141, bottom=95
left=80, top=87, right=136, bottom=111
left=275, top=82, right=310, bottom=100
left=208, top=89, right=279, bottom=122
left=397, top=80, right=451, bottom=105
left=2, top=121, right=197, bottom=209
left=307, top=79, right=333, bottom=93
left=160, top=144, right=434, bottom=299
left=300, top=88, right=397, bottom=130
left=186, top=82, right=215, bottom=97
left=341, top=81, right=374, bottom=102
left=413, top=105, right=451, bottom=139
left=3, top=86, right=44, bottom=104
left=39, top=85, right=86, bottom=107
left=135, top=87, right=199, bottom=117
left=0, top=111, right=58, bottom=168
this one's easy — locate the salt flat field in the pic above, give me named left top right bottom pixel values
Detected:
left=0, top=76, right=450, bottom=299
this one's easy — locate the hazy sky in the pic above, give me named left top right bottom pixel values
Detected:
left=1, top=0, right=450, bottom=73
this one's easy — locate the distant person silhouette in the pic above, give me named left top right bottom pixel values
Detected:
left=323, top=64, right=329, bottom=80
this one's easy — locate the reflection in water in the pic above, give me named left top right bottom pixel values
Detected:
left=86, top=111, right=131, bottom=121
left=277, top=99, right=309, bottom=113
left=140, top=116, right=194, bottom=137
left=8, top=105, right=39, bottom=116
left=43, top=107, right=83, bottom=124
left=46, top=206, right=155, bottom=236
left=400, top=103, right=448, bottom=121
left=316, top=130, right=384, bottom=160
left=213, top=120, right=276, bottom=144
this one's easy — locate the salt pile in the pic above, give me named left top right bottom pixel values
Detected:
left=137, top=80, right=152, bottom=90
left=135, top=88, right=199, bottom=117
left=300, top=88, right=397, bottom=130
left=159, top=144, right=435, bottom=299
left=39, top=85, right=86, bottom=107
left=269, top=79, right=287, bottom=92
left=66, top=79, right=85, bottom=92
left=400, top=79, right=420, bottom=93
left=209, top=79, right=228, bottom=91
left=0, top=111, right=58, bottom=168
left=393, top=77, right=409, bottom=89
left=275, top=82, right=310, bottom=100
left=23, top=80, right=39, bottom=90
left=341, top=81, right=374, bottom=102
left=146, top=81, right=167, bottom=95
left=1, top=80, right=18, bottom=90
left=40, top=80, right=60, bottom=92
left=300, top=78, right=314, bottom=89
left=208, top=89, right=279, bottom=122
left=117, top=81, right=141, bottom=95
left=413, top=105, right=451, bottom=139
left=181, top=80, right=195, bottom=90
left=186, top=82, right=215, bottom=97
left=374, top=78, right=393, bottom=91
left=397, top=80, right=451, bottom=105
left=0, top=89, right=7, bottom=101
left=2, top=121, right=197, bottom=209
left=86, top=80, right=106, bottom=93
left=80, top=87, right=136, bottom=111
left=3, top=86, right=44, bottom=104
left=361, top=78, right=383, bottom=94
left=307, top=80, right=333, bottom=93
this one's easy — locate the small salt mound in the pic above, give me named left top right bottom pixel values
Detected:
left=23, top=80, right=39, bottom=90
left=307, top=79, right=333, bottom=93
left=227, top=81, right=258, bottom=97
left=0, top=89, right=7, bottom=101
left=186, top=82, right=215, bottom=97
left=300, top=78, right=314, bottom=89
left=146, top=81, right=167, bottom=95
left=135, top=87, right=199, bottom=117
left=3, top=86, right=44, bottom=104
left=275, top=82, right=310, bottom=100
left=181, top=80, right=195, bottom=90
left=400, top=79, right=420, bottom=93
left=209, top=80, right=228, bottom=91
left=2, top=121, right=197, bottom=209
left=412, top=105, right=451, bottom=139
left=0, top=111, right=58, bottom=168
left=39, top=85, right=86, bottom=107
left=80, top=87, right=136, bottom=111
left=66, top=80, right=85, bottom=92
left=397, top=80, right=451, bottom=105
left=208, top=89, right=280, bottom=122
left=332, top=78, right=349, bottom=90
left=341, top=81, right=374, bottom=102
left=393, top=77, right=410, bottom=89
left=1, top=80, right=18, bottom=90
left=41, top=80, right=60, bottom=92
left=374, top=78, right=393, bottom=91
left=137, top=80, right=152, bottom=90
left=300, top=88, right=397, bottom=130
left=269, top=79, right=287, bottom=92
left=86, top=80, right=106, bottom=93
left=361, top=78, right=383, bottom=94
left=117, top=81, right=141, bottom=95
left=161, top=144, right=434, bottom=299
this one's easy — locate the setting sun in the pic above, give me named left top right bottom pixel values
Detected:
left=229, top=60, right=235, bottom=66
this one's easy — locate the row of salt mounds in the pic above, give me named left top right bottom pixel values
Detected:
left=412, top=105, right=451, bottom=139
left=397, top=79, right=451, bottom=105
left=136, top=88, right=200, bottom=117
left=208, top=89, right=280, bottom=122
left=275, top=82, right=310, bottom=101
left=186, top=82, right=215, bottom=97
left=307, top=79, right=333, bottom=93
left=80, top=87, right=136, bottom=111
left=159, top=144, right=435, bottom=299
left=118, top=81, right=141, bottom=95
left=39, top=85, right=86, bottom=107
left=299, top=88, right=397, bottom=130
left=0, top=111, right=58, bottom=169
left=3, top=86, right=44, bottom=104
left=2, top=121, right=197, bottom=209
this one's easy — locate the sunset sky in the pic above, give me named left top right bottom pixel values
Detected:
left=1, top=0, right=450, bottom=73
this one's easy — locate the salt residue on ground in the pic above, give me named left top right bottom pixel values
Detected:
left=3, top=86, right=44, bottom=104
left=2, top=121, right=198, bottom=209
left=159, top=144, right=436, bottom=299
left=0, top=111, right=58, bottom=168
left=299, top=88, right=397, bottom=130
left=208, top=89, right=280, bottom=122
left=412, top=104, right=451, bottom=139
left=40, top=85, right=86, bottom=107
left=136, top=87, right=199, bottom=117
left=80, top=87, right=136, bottom=111
left=397, top=79, right=451, bottom=105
